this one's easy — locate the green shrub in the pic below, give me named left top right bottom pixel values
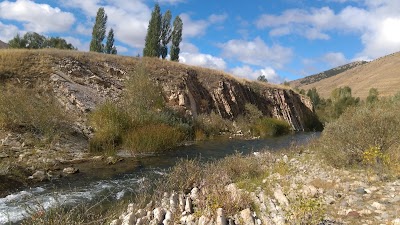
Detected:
left=194, top=112, right=232, bottom=138
left=251, top=118, right=291, bottom=137
left=318, top=100, right=400, bottom=170
left=123, top=123, right=185, bottom=153
left=88, top=102, right=131, bottom=153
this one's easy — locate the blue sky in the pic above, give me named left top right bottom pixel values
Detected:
left=1, top=0, right=400, bottom=83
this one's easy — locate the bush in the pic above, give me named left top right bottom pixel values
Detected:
left=318, top=100, right=400, bottom=171
left=88, top=102, right=131, bottom=153
left=123, top=123, right=185, bottom=153
left=194, top=112, right=232, bottom=138
left=251, top=118, right=291, bottom=137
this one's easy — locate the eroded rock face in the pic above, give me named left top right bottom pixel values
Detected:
left=49, top=57, right=319, bottom=133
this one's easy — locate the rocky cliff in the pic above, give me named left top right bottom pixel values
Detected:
left=1, top=50, right=320, bottom=133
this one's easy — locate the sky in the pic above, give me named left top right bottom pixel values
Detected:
left=1, top=0, right=400, bottom=83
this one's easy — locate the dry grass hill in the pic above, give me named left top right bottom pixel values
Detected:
left=291, top=52, right=400, bottom=99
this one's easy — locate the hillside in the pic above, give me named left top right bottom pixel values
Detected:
left=293, top=52, right=400, bottom=99
left=289, top=61, right=368, bottom=87
left=0, top=40, right=8, bottom=49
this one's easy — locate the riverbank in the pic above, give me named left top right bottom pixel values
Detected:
left=110, top=147, right=400, bottom=225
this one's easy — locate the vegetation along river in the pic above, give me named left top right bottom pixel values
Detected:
left=0, top=132, right=319, bottom=224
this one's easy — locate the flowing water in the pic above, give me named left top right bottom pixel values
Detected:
left=0, top=132, right=319, bottom=224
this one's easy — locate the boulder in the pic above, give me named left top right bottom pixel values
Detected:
left=216, top=208, right=227, bottom=225
left=240, top=208, right=255, bottom=225
left=63, top=167, right=79, bottom=174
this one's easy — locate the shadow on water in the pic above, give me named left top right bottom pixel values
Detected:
left=0, top=132, right=319, bottom=224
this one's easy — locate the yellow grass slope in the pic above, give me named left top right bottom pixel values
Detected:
left=300, top=52, right=400, bottom=99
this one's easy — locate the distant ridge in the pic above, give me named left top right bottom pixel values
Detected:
left=290, top=61, right=368, bottom=88
left=0, top=40, right=8, bottom=49
left=295, top=51, right=400, bottom=99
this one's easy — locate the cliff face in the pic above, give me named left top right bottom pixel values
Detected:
left=47, top=56, right=318, bottom=132
left=161, top=70, right=317, bottom=131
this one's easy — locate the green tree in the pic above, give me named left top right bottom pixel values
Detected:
left=8, top=34, right=27, bottom=48
left=105, top=28, right=117, bottom=54
left=143, top=4, right=161, bottom=57
left=257, top=75, right=268, bottom=82
left=23, top=32, right=46, bottom=49
left=90, top=7, right=108, bottom=52
left=45, top=37, right=76, bottom=49
left=330, top=86, right=359, bottom=118
left=8, top=32, right=75, bottom=49
left=366, top=88, right=379, bottom=104
left=170, top=16, right=183, bottom=61
left=307, top=87, right=321, bottom=107
left=160, top=10, right=172, bottom=59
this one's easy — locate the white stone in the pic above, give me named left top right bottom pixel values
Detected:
left=190, top=187, right=199, bottom=201
left=273, top=188, right=289, bottom=207
left=127, top=203, right=134, bottom=213
left=392, top=218, right=400, bottom=225
left=31, top=170, right=47, bottom=181
left=135, top=209, right=146, bottom=218
left=153, top=207, right=165, bottom=223
left=240, top=208, right=255, bottom=225
left=170, top=192, right=178, bottom=212
left=121, top=212, right=136, bottom=225
left=109, top=219, right=121, bottom=225
left=283, top=155, right=288, bottom=163
left=198, top=215, right=211, bottom=225
left=179, top=193, right=185, bottom=212
left=371, top=201, right=386, bottom=210
left=216, top=208, right=227, bottom=225
left=162, top=192, right=169, bottom=208
left=185, top=196, right=193, bottom=213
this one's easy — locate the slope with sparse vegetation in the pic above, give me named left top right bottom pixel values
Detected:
left=292, top=52, right=400, bottom=99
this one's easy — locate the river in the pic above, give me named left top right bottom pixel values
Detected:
left=0, top=132, right=319, bottom=224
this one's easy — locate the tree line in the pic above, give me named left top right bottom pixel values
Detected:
left=299, top=86, right=380, bottom=123
left=142, top=3, right=183, bottom=61
left=7, top=4, right=183, bottom=60
left=7, top=32, right=76, bottom=49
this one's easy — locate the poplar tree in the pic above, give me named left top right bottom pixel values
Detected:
left=90, top=7, right=108, bottom=52
left=143, top=4, right=161, bottom=57
left=170, top=16, right=183, bottom=62
left=105, top=28, right=117, bottom=54
left=160, top=10, right=172, bottom=59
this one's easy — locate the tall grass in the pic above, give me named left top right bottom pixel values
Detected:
left=0, top=85, right=70, bottom=142
left=251, top=118, right=292, bottom=137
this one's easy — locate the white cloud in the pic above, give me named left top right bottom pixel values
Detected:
left=116, top=45, right=129, bottom=53
left=231, top=65, right=284, bottom=83
left=220, top=37, right=293, bottom=68
left=158, top=0, right=186, bottom=4
left=208, top=13, right=228, bottom=24
left=181, top=42, right=199, bottom=53
left=257, top=1, right=400, bottom=59
left=358, top=17, right=400, bottom=59
left=0, top=22, right=21, bottom=41
left=63, top=36, right=89, bottom=51
left=256, top=7, right=336, bottom=40
left=322, top=52, right=348, bottom=67
left=180, top=52, right=227, bottom=70
left=0, top=0, right=75, bottom=33
left=180, top=13, right=209, bottom=38
left=61, top=0, right=151, bottom=49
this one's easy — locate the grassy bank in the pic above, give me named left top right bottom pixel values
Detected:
left=88, top=66, right=292, bottom=155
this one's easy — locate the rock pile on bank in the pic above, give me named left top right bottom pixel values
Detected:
left=110, top=151, right=400, bottom=225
